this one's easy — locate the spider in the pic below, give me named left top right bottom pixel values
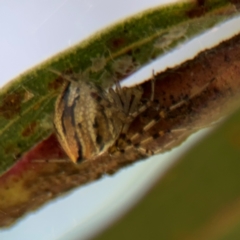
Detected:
left=51, top=68, right=214, bottom=164
left=53, top=69, right=155, bottom=163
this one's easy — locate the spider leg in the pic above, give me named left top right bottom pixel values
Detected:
left=112, top=79, right=136, bottom=115
left=114, top=77, right=216, bottom=156
left=109, top=87, right=123, bottom=110
left=117, top=122, right=216, bottom=157
left=48, top=68, right=78, bottom=84
left=128, top=70, right=156, bottom=119
left=121, top=71, right=156, bottom=135
left=123, top=90, right=132, bottom=114
left=136, top=130, right=188, bottom=156
left=112, top=128, right=181, bottom=156
left=108, top=78, right=136, bottom=116
left=129, top=78, right=215, bottom=142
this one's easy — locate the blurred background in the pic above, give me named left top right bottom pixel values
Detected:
left=0, top=1, right=240, bottom=239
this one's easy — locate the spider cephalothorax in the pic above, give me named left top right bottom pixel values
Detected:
left=53, top=69, right=155, bottom=163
